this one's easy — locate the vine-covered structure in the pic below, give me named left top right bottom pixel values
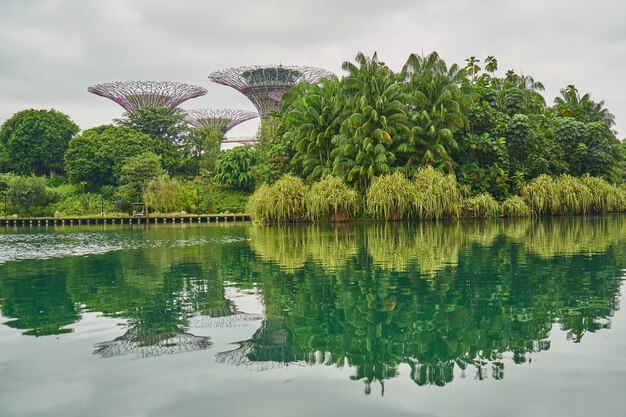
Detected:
left=208, top=66, right=333, bottom=119
left=87, top=81, right=207, bottom=113
left=184, top=109, right=258, bottom=134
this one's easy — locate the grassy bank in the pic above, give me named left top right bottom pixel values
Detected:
left=247, top=169, right=626, bottom=223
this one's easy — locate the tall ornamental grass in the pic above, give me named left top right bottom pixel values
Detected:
left=521, top=174, right=622, bottom=216
left=247, top=175, right=308, bottom=223
left=306, top=175, right=360, bottom=222
left=555, top=174, right=592, bottom=214
left=501, top=195, right=533, bottom=217
left=413, top=166, right=462, bottom=220
left=462, top=193, right=501, bottom=218
left=581, top=175, right=622, bottom=213
left=366, top=172, right=415, bottom=220
left=521, top=175, right=559, bottom=215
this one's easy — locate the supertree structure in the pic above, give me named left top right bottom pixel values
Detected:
left=88, top=81, right=207, bottom=113
left=184, top=108, right=258, bottom=134
left=209, top=65, right=333, bottom=119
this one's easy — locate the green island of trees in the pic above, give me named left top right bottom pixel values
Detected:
left=0, top=52, right=624, bottom=219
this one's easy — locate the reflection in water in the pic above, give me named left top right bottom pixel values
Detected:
left=0, top=217, right=624, bottom=393
left=93, top=328, right=212, bottom=359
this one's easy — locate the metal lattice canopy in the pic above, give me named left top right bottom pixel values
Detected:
left=208, top=65, right=334, bottom=119
left=87, top=81, right=207, bottom=113
left=184, top=108, right=258, bottom=134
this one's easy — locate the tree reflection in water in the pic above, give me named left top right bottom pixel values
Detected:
left=0, top=218, right=624, bottom=392
left=238, top=217, right=625, bottom=394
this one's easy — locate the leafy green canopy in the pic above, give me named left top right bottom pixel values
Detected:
left=116, top=107, right=191, bottom=174
left=276, top=51, right=624, bottom=195
left=65, top=125, right=154, bottom=189
left=214, top=146, right=258, bottom=192
left=0, top=109, right=79, bottom=176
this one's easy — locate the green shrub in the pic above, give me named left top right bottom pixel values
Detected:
left=307, top=175, right=360, bottom=221
left=50, top=193, right=114, bottom=216
left=247, top=184, right=272, bottom=222
left=501, top=195, right=533, bottom=217
left=205, top=185, right=250, bottom=213
left=413, top=166, right=462, bottom=220
left=462, top=193, right=501, bottom=218
left=6, top=176, right=49, bottom=216
left=247, top=175, right=307, bottom=223
left=214, top=146, right=258, bottom=192
left=366, top=172, right=414, bottom=220
left=143, top=175, right=186, bottom=213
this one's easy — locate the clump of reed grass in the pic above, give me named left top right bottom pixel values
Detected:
left=366, top=172, right=414, bottom=220
left=555, top=174, right=593, bottom=214
left=501, top=195, right=533, bottom=217
left=413, top=166, right=462, bottom=220
left=461, top=192, right=501, bottom=218
left=247, top=175, right=308, bottom=223
left=306, top=175, right=360, bottom=222
left=247, top=184, right=272, bottom=223
left=521, top=174, right=559, bottom=215
left=580, top=174, right=621, bottom=213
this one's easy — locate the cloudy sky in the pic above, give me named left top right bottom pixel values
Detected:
left=1, top=0, right=624, bottom=138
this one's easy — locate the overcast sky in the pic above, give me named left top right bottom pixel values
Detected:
left=1, top=0, right=624, bottom=138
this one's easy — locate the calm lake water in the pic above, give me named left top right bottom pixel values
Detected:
left=0, top=217, right=625, bottom=417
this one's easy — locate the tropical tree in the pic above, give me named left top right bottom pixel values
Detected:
left=332, top=52, right=410, bottom=189
left=117, top=152, right=165, bottom=203
left=214, top=146, right=258, bottom=191
left=64, top=125, right=154, bottom=189
left=0, top=109, right=79, bottom=176
left=554, top=85, right=616, bottom=126
left=401, top=52, right=472, bottom=173
left=283, top=76, right=344, bottom=182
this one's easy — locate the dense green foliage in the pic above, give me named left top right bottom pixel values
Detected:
left=6, top=176, right=49, bottom=216
left=117, top=152, right=165, bottom=204
left=65, top=125, right=154, bottom=189
left=0, top=51, right=624, bottom=219
left=116, top=107, right=191, bottom=174
left=247, top=175, right=308, bottom=223
left=0, top=109, right=79, bottom=175
left=214, top=146, right=258, bottom=192
left=272, top=52, right=625, bottom=197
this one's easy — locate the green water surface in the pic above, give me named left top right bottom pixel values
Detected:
left=0, top=217, right=625, bottom=417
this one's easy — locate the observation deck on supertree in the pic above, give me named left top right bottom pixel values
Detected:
left=208, top=65, right=333, bottom=119
left=184, top=109, right=258, bottom=134
left=87, top=81, right=207, bottom=113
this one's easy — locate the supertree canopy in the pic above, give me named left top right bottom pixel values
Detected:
left=209, top=65, right=333, bottom=119
left=88, top=81, right=207, bottom=113
left=184, top=108, right=258, bottom=134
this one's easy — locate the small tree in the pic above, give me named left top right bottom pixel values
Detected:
left=117, top=152, right=164, bottom=204
left=214, top=146, right=258, bottom=191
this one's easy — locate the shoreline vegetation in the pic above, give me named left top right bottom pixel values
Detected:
left=247, top=170, right=626, bottom=223
left=1, top=52, right=624, bottom=220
